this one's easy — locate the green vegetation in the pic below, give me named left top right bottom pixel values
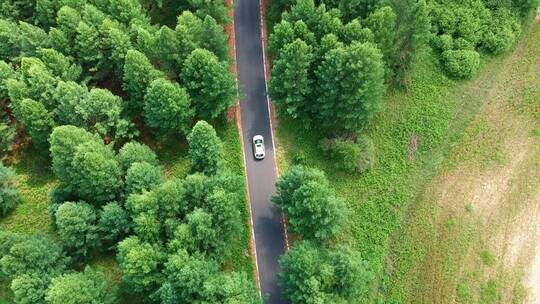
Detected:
left=0, top=0, right=257, bottom=302
left=271, top=0, right=538, bottom=302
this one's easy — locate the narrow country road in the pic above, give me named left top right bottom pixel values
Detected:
left=233, top=1, right=289, bottom=303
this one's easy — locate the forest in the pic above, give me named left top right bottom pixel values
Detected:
left=0, top=0, right=260, bottom=303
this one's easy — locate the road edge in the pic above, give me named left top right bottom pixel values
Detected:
left=226, top=0, right=262, bottom=295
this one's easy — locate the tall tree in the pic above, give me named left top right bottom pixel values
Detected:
left=186, top=121, right=223, bottom=175
left=123, top=49, right=164, bottom=112
left=144, top=78, right=194, bottom=135
left=54, top=201, right=100, bottom=259
left=181, top=49, right=236, bottom=120
left=269, top=39, right=314, bottom=127
left=273, top=166, right=347, bottom=241
left=18, top=99, right=55, bottom=150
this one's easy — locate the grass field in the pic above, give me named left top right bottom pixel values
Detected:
left=0, top=121, right=255, bottom=303
left=384, top=20, right=540, bottom=303
left=275, top=16, right=540, bottom=304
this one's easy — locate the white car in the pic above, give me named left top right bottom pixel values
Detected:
left=252, top=135, right=265, bottom=160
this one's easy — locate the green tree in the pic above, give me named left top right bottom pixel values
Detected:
left=0, top=234, right=69, bottom=279
left=187, top=121, right=224, bottom=175
left=46, top=266, right=114, bottom=304
left=11, top=274, right=50, bottom=304
left=0, top=19, right=20, bottom=61
left=279, top=241, right=373, bottom=302
left=181, top=49, right=236, bottom=120
left=18, top=99, right=56, bottom=149
left=49, top=125, right=96, bottom=183
left=273, top=166, right=347, bottom=241
left=75, top=21, right=104, bottom=75
left=55, top=201, right=99, bottom=258
left=37, top=48, right=82, bottom=82
left=144, top=78, right=194, bottom=135
left=98, top=202, right=131, bottom=248
left=315, top=42, right=385, bottom=132
left=0, top=162, right=19, bottom=217
left=117, top=236, right=165, bottom=294
left=70, top=140, right=123, bottom=204
left=117, top=141, right=158, bottom=171
left=15, top=57, right=58, bottom=111
left=364, top=6, right=397, bottom=66
left=270, top=39, right=313, bottom=126
left=187, top=0, right=230, bottom=25
left=100, top=19, right=133, bottom=73
left=54, top=81, right=89, bottom=126
left=123, top=49, right=164, bottom=112
left=19, top=22, right=51, bottom=57
left=203, top=272, right=261, bottom=303
left=157, top=250, right=218, bottom=303
left=126, top=161, right=164, bottom=194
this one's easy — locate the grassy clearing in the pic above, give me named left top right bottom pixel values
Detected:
left=0, top=122, right=254, bottom=303
left=275, top=17, right=539, bottom=304
left=380, top=20, right=540, bottom=303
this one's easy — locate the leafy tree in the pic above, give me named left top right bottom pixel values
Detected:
left=117, top=236, right=165, bottom=294
left=187, top=121, right=224, bottom=175
left=15, top=57, right=58, bottom=111
left=54, top=81, right=89, bottom=126
left=0, top=19, right=20, bottom=61
left=0, top=162, right=19, bottom=217
left=273, top=166, right=347, bottom=241
left=18, top=98, right=56, bottom=149
left=0, top=60, right=14, bottom=100
left=11, top=273, right=50, bottom=304
left=186, top=0, right=230, bottom=24
left=315, top=42, right=385, bottom=132
left=37, top=48, right=82, bottom=82
left=75, top=21, right=104, bottom=75
left=126, top=161, right=164, bottom=194
left=282, top=0, right=343, bottom=41
left=98, top=202, right=131, bottom=248
left=55, top=201, right=99, bottom=258
left=364, top=6, right=397, bottom=67
left=268, top=20, right=316, bottom=58
left=481, top=9, right=521, bottom=54
left=157, top=250, right=218, bottom=303
left=200, top=15, right=229, bottom=61
left=270, top=39, right=313, bottom=126
left=203, top=272, right=262, bottom=304
left=100, top=18, right=133, bottom=73
left=279, top=241, right=373, bottom=302
left=80, top=88, right=135, bottom=143
left=117, top=141, right=158, bottom=171
left=144, top=78, right=194, bottom=135
left=181, top=49, right=236, bottom=120
left=70, top=140, right=123, bottom=204
left=49, top=125, right=96, bottom=183
left=19, top=22, right=51, bottom=57
left=46, top=266, right=114, bottom=304
left=123, top=49, right=164, bottom=112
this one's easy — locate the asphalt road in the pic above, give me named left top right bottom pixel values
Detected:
left=233, top=1, right=289, bottom=303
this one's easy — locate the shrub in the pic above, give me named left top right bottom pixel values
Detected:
left=481, top=9, right=521, bottom=54
left=441, top=49, right=480, bottom=79
left=0, top=162, right=19, bottom=216
left=320, top=136, right=375, bottom=173
left=11, top=273, right=51, bottom=304
left=432, top=34, right=454, bottom=52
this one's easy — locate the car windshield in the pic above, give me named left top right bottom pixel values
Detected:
left=255, top=139, right=263, bottom=144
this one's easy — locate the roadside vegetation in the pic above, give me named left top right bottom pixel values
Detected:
left=269, top=0, right=539, bottom=303
left=0, top=0, right=258, bottom=303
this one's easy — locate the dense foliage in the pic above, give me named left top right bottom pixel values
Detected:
left=0, top=0, right=257, bottom=302
left=0, top=162, right=19, bottom=216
